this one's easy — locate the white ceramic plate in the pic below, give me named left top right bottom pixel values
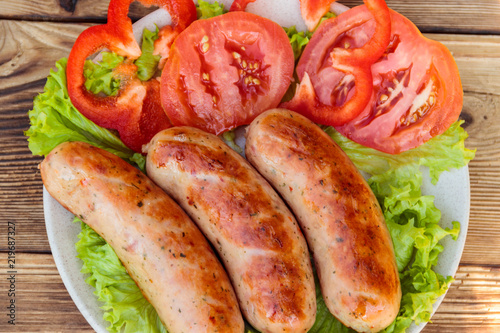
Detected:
left=43, top=1, right=471, bottom=332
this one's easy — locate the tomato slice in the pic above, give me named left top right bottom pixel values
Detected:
left=335, top=9, right=463, bottom=154
left=281, top=0, right=391, bottom=126
left=160, top=11, right=294, bottom=135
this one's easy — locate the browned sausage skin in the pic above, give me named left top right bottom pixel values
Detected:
left=41, top=141, right=244, bottom=333
left=245, top=109, right=401, bottom=332
left=145, top=127, right=316, bottom=333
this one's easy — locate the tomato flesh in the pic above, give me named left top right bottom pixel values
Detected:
left=335, top=9, right=463, bottom=154
left=160, top=11, right=294, bottom=135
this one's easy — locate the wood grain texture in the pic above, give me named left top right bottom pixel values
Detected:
left=0, top=21, right=90, bottom=253
left=0, top=81, right=47, bottom=253
left=0, top=253, right=94, bottom=332
left=0, top=21, right=87, bottom=90
left=0, top=0, right=156, bottom=22
left=425, top=265, right=500, bottom=332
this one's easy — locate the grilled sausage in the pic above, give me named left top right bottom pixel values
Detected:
left=41, top=141, right=244, bottom=333
left=245, top=109, right=401, bottom=332
left=145, top=127, right=316, bottom=333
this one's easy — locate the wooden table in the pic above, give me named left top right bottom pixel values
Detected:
left=1, top=0, right=499, bottom=332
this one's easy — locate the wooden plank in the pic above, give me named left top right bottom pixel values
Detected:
left=0, top=0, right=156, bottom=22
left=0, top=93, right=47, bottom=253
left=0, top=21, right=87, bottom=253
left=0, top=1, right=499, bottom=34
left=1, top=253, right=499, bottom=332
left=0, top=21, right=87, bottom=91
left=425, top=265, right=500, bottom=332
left=0, top=253, right=94, bottom=332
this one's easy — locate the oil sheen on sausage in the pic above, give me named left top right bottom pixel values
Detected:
left=41, top=141, right=244, bottom=333
left=145, top=127, right=316, bottom=333
left=245, top=109, right=401, bottom=332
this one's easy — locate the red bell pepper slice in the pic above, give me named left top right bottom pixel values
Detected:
left=66, top=0, right=196, bottom=153
left=281, top=0, right=391, bottom=126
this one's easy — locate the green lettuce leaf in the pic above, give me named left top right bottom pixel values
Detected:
left=197, top=0, right=226, bottom=19
left=221, top=129, right=243, bottom=154
left=84, top=52, right=124, bottom=96
left=316, top=12, right=336, bottom=29
left=280, top=26, right=311, bottom=102
left=135, top=27, right=161, bottom=81
left=25, top=58, right=145, bottom=171
left=374, top=169, right=460, bottom=332
left=284, top=26, right=313, bottom=62
left=85, top=27, right=160, bottom=85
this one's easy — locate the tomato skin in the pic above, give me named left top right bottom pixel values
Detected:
left=281, top=0, right=391, bottom=127
left=335, top=9, right=463, bottom=154
left=160, top=11, right=294, bottom=135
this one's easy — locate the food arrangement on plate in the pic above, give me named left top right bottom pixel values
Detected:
left=26, top=0, right=476, bottom=332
